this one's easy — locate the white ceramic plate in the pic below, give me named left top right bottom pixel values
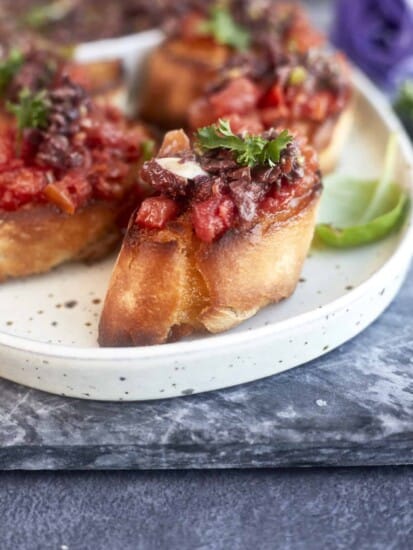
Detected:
left=0, top=54, right=412, bottom=399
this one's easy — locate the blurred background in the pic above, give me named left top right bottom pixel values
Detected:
left=1, top=0, right=412, bottom=100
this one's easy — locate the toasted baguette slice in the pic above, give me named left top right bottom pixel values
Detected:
left=138, top=38, right=229, bottom=129
left=99, top=191, right=320, bottom=347
left=99, top=138, right=321, bottom=347
left=0, top=71, right=151, bottom=282
left=0, top=201, right=123, bottom=282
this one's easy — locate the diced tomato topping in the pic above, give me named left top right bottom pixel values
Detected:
left=209, top=77, right=262, bottom=119
left=86, top=120, right=123, bottom=150
left=303, top=91, right=333, bottom=121
left=259, top=84, right=285, bottom=109
left=136, top=196, right=179, bottom=229
left=90, top=151, right=131, bottom=201
left=260, top=185, right=294, bottom=214
left=84, top=114, right=142, bottom=163
left=0, top=168, right=47, bottom=211
left=192, top=195, right=235, bottom=243
left=224, top=113, right=264, bottom=135
left=189, top=78, right=262, bottom=129
left=0, top=130, right=15, bottom=167
left=188, top=98, right=216, bottom=129
left=259, top=83, right=338, bottom=125
left=43, top=173, right=92, bottom=214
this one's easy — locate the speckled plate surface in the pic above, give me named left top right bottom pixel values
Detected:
left=0, top=61, right=412, bottom=399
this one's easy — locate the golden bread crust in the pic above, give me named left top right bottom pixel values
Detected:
left=0, top=201, right=123, bottom=282
left=98, top=189, right=321, bottom=346
left=139, top=39, right=230, bottom=129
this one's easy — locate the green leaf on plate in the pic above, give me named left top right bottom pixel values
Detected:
left=315, top=134, right=409, bottom=248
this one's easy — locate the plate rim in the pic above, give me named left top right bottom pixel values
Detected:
left=1, top=69, right=413, bottom=361
left=74, top=29, right=164, bottom=62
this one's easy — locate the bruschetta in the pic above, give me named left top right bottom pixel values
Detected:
left=138, top=2, right=324, bottom=129
left=99, top=121, right=322, bottom=346
left=0, top=74, right=150, bottom=282
left=188, top=48, right=353, bottom=173
left=0, top=46, right=126, bottom=114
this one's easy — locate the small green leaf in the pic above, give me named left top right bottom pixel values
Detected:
left=198, top=6, right=250, bottom=51
left=197, top=119, right=243, bottom=153
left=6, top=88, right=50, bottom=152
left=315, top=134, right=409, bottom=248
left=196, top=119, right=292, bottom=168
left=0, top=50, right=24, bottom=96
left=264, top=130, right=292, bottom=165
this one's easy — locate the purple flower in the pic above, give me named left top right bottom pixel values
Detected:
left=331, top=0, right=413, bottom=89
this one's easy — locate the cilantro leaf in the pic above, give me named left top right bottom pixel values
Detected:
left=0, top=50, right=24, bottom=96
left=196, top=119, right=293, bottom=168
left=198, top=6, right=250, bottom=51
left=262, top=130, right=293, bottom=166
left=6, top=88, right=50, bottom=150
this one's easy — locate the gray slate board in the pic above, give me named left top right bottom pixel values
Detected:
left=0, top=265, right=412, bottom=470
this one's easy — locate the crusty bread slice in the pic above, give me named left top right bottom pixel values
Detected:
left=0, top=201, right=124, bottom=282
left=138, top=39, right=229, bottom=129
left=98, top=187, right=321, bottom=347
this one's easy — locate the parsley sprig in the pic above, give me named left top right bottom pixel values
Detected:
left=6, top=88, right=50, bottom=152
left=198, top=6, right=250, bottom=51
left=196, top=119, right=292, bottom=167
left=0, top=50, right=24, bottom=96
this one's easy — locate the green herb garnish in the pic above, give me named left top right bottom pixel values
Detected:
left=0, top=50, right=24, bottom=96
left=6, top=88, right=50, bottom=151
left=23, top=0, right=75, bottom=29
left=197, top=119, right=292, bottom=167
left=315, top=134, right=409, bottom=248
left=198, top=6, right=250, bottom=51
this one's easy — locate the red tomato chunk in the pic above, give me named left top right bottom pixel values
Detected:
left=192, top=195, right=235, bottom=243
left=136, top=197, right=180, bottom=229
left=0, top=168, right=46, bottom=210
